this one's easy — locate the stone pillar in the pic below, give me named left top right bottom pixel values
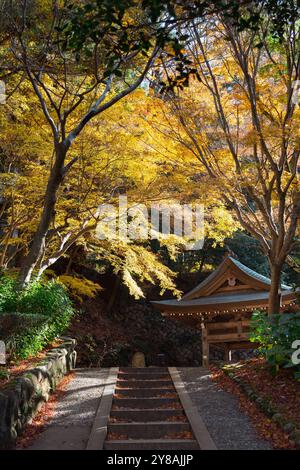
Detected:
left=224, top=343, right=231, bottom=362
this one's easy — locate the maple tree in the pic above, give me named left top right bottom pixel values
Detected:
left=144, top=9, right=300, bottom=314
left=0, top=79, right=237, bottom=298
left=0, top=0, right=299, bottom=304
left=1, top=0, right=219, bottom=286
left=0, top=82, right=184, bottom=297
left=0, top=0, right=166, bottom=286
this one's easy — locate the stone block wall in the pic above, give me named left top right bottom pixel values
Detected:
left=112, top=302, right=202, bottom=367
left=109, top=301, right=256, bottom=366
left=0, top=337, right=77, bottom=449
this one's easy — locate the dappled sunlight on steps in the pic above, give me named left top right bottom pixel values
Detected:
left=104, top=367, right=199, bottom=450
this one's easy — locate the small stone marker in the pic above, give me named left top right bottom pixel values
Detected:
left=131, top=351, right=145, bottom=368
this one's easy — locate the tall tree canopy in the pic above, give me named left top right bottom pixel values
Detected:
left=143, top=6, right=300, bottom=313
left=0, top=0, right=299, bottom=311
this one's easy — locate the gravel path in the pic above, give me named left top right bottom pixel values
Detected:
left=28, top=368, right=109, bottom=450
left=178, top=367, right=272, bottom=450
left=27, top=367, right=272, bottom=450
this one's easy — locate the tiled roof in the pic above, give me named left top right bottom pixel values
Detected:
left=228, top=257, right=291, bottom=291
left=152, top=290, right=293, bottom=308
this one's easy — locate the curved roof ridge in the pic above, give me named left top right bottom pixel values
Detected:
left=181, top=255, right=292, bottom=300
left=229, top=257, right=291, bottom=291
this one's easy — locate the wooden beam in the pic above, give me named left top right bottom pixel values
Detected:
left=216, top=284, right=257, bottom=292
left=226, top=341, right=259, bottom=350
left=207, top=321, right=250, bottom=330
left=207, top=333, right=249, bottom=342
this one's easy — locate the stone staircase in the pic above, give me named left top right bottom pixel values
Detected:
left=104, top=367, right=200, bottom=450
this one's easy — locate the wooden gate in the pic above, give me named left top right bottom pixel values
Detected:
left=201, top=320, right=256, bottom=366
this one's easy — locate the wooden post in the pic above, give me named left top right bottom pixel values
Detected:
left=237, top=320, right=243, bottom=338
left=224, top=344, right=230, bottom=362
left=201, top=322, right=209, bottom=367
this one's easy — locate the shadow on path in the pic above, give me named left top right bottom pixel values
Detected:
left=27, top=368, right=109, bottom=450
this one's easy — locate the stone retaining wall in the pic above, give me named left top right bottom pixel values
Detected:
left=111, top=302, right=202, bottom=367
left=112, top=302, right=254, bottom=366
left=0, top=337, right=77, bottom=449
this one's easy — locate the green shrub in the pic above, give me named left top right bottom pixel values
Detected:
left=0, top=275, right=74, bottom=359
left=0, top=275, right=16, bottom=313
left=0, top=275, right=73, bottom=317
left=250, top=310, right=300, bottom=380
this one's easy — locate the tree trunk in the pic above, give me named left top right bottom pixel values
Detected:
left=268, top=263, right=283, bottom=316
left=65, top=246, right=79, bottom=274
left=18, top=144, right=67, bottom=287
left=106, top=276, right=121, bottom=315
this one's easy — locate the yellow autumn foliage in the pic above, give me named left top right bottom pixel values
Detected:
left=57, top=275, right=102, bottom=304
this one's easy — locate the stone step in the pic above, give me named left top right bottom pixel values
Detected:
left=119, top=367, right=168, bottom=373
left=113, top=397, right=180, bottom=409
left=110, top=409, right=186, bottom=422
left=104, top=439, right=199, bottom=450
left=118, top=372, right=170, bottom=380
left=116, top=379, right=173, bottom=388
left=115, top=388, right=176, bottom=398
left=108, top=421, right=190, bottom=439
